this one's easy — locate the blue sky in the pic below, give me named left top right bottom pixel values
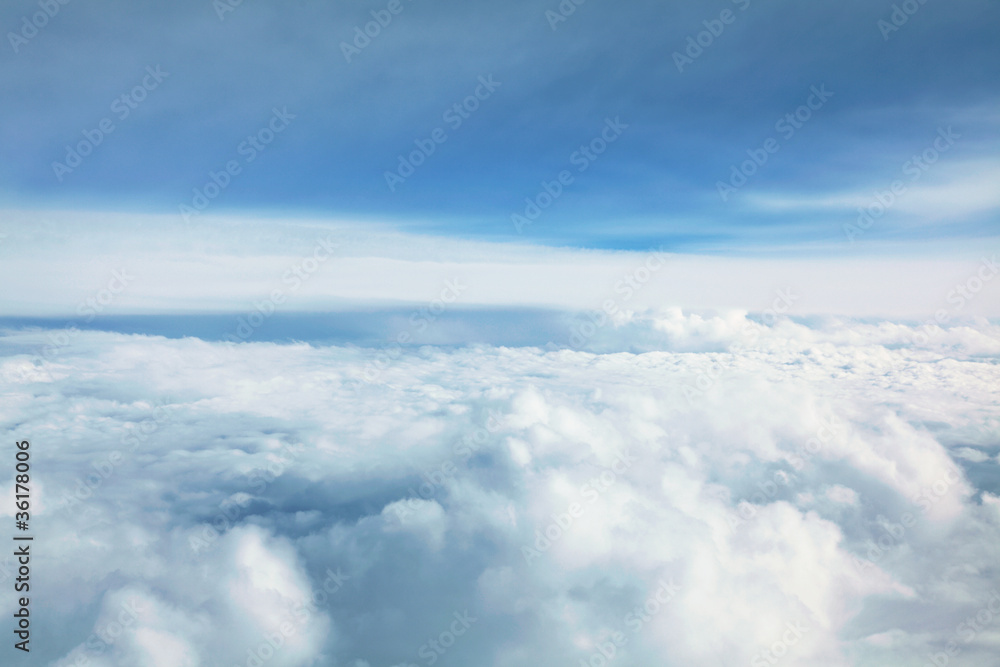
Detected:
left=2, top=0, right=998, bottom=251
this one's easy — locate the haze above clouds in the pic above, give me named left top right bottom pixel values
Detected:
left=1, top=211, right=998, bottom=320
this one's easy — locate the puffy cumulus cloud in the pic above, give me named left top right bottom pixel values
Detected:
left=47, top=525, right=330, bottom=667
left=0, top=313, right=998, bottom=666
left=827, top=485, right=860, bottom=505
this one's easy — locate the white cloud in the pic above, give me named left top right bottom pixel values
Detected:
left=1, top=314, right=998, bottom=666
left=1, top=209, right=999, bottom=318
left=746, top=160, right=1000, bottom=223
left=826, top=485, right=859, bottom=505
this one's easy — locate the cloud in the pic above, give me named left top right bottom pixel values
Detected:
left=1, top=312, right=998, bottom=666
left=746, top=160, right=1000, bottom=224
left=2, top=210, right=999, bottom=320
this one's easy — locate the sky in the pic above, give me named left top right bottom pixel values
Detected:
left=1, top=0, right=998, bottom=251
left=2, top=3, right=1000, bottom=667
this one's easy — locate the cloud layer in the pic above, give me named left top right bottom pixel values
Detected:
left=2, top=211, right=998, bottom=319
left=1, top=312, right=998, bottom=666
